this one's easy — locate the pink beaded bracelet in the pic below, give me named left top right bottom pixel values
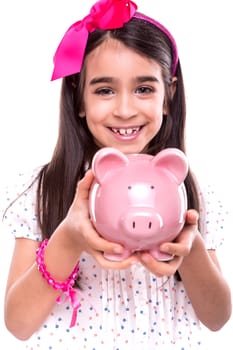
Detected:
left=36, top=239, right=81, bottom=327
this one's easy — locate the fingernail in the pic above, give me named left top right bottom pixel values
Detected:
left=140, top=254, right=150, bottom=263
left=113, top=246, right=123, bottom=254
left=160, top=244, right=170, bottom=253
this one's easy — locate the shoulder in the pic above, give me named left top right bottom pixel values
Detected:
left=2, top=166, right=43, bottom=241
left=3, top=167, right=42, bottom=203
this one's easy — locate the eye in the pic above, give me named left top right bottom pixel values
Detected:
left=135, top=86, right=154, bottom=94
left=95, top=87, right=114, bottom=95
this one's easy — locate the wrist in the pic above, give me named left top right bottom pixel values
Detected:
left=179, top=232, right=206, bottom=271
left=36, top=239, right=81, bottom=327
left=59, top=219, right=85, bottom=253
left=40, top=222, right=82, bottom=286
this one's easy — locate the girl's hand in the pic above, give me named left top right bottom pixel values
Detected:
left=136, top=209, right=199, bottom=277
left=61, top=170, right=138, bottom=269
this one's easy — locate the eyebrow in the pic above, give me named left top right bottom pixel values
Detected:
left=136, top=76, right=160, bottom=83
left=89, top=77, right=114, bottom=85
left=89, top=75, right=160, bottom=85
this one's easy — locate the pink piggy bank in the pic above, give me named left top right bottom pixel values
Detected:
left=89, top=147, right=188, bottom=261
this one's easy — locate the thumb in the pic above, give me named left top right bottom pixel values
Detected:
left=185, top=209, right=199, bottom=225
left=76, top=169, right=95, bottom=199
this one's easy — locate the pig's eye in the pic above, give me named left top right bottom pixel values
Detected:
left=150, top=185, right=155, bottom=189
left=128, top=186, right=132, bottom=190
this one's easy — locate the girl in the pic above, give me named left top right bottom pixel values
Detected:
left=3, top=0, right=231, bottom=349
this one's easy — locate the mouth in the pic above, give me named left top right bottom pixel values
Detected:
left=109, top=126, right=142, bottom=136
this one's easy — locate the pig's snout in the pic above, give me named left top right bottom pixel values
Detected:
left=121, top=208, right=163, bottom=237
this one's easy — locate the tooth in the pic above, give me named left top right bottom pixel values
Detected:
left=111, top=127, right=140, bottom=135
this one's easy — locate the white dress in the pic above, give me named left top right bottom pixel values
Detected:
left=2, top=168, right=227, bottom=350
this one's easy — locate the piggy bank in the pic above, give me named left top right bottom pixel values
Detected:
left=89, top=147, right=188, bottom=261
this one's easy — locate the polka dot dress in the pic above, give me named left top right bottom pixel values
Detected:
left=2, top=169, right=228, bottom=350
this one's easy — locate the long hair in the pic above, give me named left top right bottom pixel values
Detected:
left=37, top=17, right=199, bottom=239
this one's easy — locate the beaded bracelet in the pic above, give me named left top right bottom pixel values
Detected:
left=36, top=239, right=81, bottom=327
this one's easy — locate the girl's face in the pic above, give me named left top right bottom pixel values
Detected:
left=81, top=38, right=167, bottom=154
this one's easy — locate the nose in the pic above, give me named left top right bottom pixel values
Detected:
left=121, top=209, right=163, bottom=238
left=113, top=92, right=137, bottom=119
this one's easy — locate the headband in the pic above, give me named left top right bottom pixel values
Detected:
left=51, top=0, right=178, bottom=81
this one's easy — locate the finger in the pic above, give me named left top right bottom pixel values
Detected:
left=185, top=209, right=199, bottom=224
left=139, top=252, right=183, bottom=277
left=76, top=169, right=94, bottom=199
left=160, top=227, right=196, bottom=257
left=91, top=250, right=139, bottom=270
left=89, top=235, right=125, bottom=255
left=81, top=220, right=126, bottom=255
left=159, top=210, right=199, bottom=257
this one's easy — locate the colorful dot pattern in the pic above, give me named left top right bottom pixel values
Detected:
left=2, top=169, right=228, bottom=350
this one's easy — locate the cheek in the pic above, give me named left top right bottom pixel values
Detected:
left=84, top=97, right=111, bottom=122
left=85, top=110, right=107, bottom=136
left=151, top=116, right=163, bottom=135
left=147, top=105, right=164, bottom=133
left=147, top=102, right=164, bottom=123
left=85, top=111, right=105, bottom=128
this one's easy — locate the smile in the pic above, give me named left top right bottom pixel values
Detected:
left=110, top=126, right=141, bottom=136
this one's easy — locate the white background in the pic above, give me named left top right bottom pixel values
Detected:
left=0, top=0, right=232, bottom=348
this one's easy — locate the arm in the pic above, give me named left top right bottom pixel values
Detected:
left=178, top=235, right=232, bottom=331
left=137, top=210, right=232, bottom=331
left=4, top=170, right=138, bottom=340
left=4, top=233, right=82, bottom=340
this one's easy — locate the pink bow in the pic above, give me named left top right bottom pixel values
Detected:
left=51, top=0, right=137, bottom=80
left=56, top=287, right=81, bottom=327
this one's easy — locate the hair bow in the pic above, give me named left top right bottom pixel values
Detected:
left=51, top=0, right=137, bottom=80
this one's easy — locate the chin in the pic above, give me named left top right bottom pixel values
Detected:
left=114, top=145, right=145, bottom=155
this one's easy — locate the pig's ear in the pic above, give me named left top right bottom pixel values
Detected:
left=91, top=147, right=129, bottom=184
left=152, top=148, right=189, bottom=184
